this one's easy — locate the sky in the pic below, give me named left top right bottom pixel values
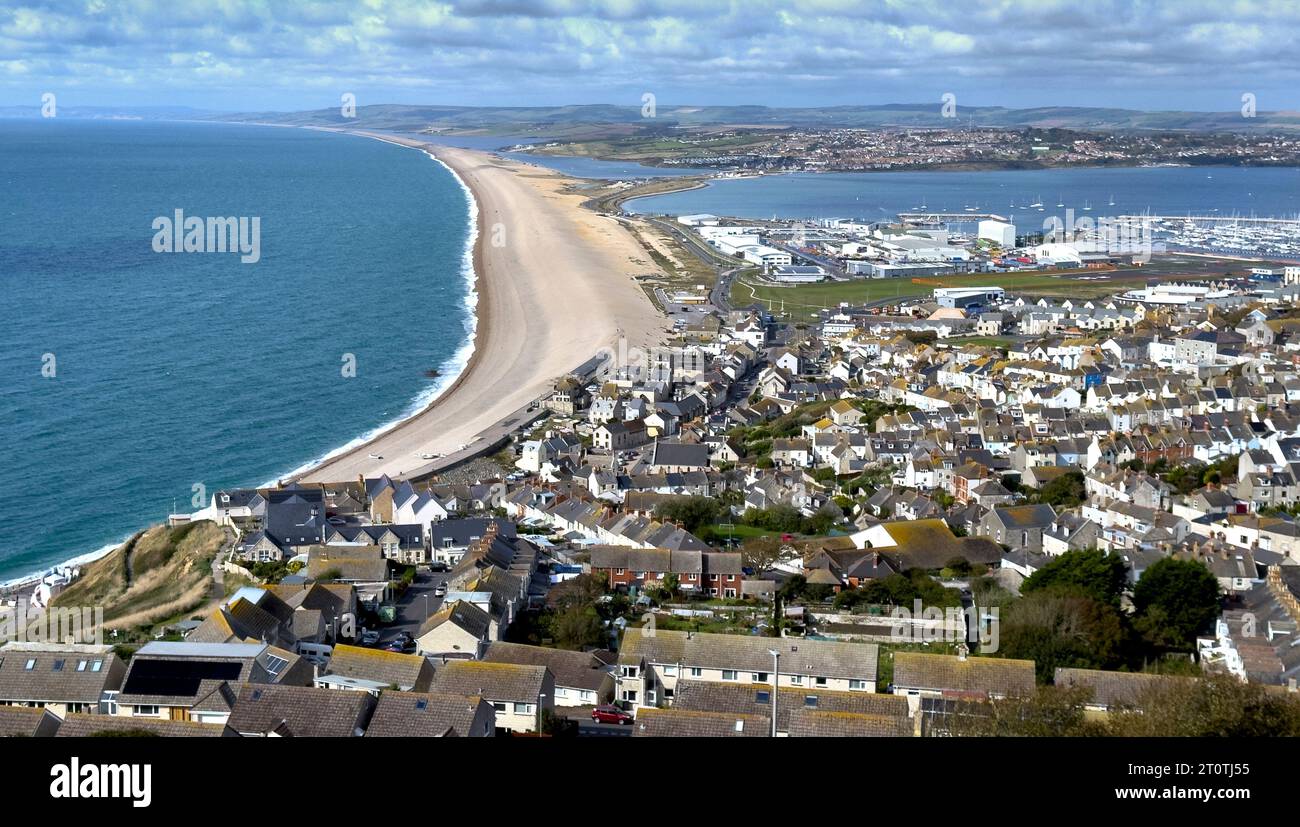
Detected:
left=2, top=0, right=1299, bottom=113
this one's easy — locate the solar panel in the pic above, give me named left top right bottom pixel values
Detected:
left=122, top=659, right=243, bottom=697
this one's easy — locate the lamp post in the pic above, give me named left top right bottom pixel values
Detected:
left=767, top=649, right=780, bottom=738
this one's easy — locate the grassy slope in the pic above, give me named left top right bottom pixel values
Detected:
left=53, top=521, right=224, bottom=629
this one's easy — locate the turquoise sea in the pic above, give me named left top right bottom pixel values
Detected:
left=0, top=120, right=474, bottom=582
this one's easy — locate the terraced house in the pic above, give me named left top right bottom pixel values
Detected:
left=590, top=546, right=744, bottom=596
left=427, top=660, right=554, bottom=734
left=615, top=628, right=879, bottom=708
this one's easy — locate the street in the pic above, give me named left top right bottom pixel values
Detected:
left=376, top=569, right=451, bottom=645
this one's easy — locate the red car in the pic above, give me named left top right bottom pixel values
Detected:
left=591, top=705, right=634, bottom=725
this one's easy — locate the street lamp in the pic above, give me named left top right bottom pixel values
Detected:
left=767, top=649, right=780, bottom=738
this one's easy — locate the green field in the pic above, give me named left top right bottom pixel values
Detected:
left=730, top=254, right=1260, bottom=319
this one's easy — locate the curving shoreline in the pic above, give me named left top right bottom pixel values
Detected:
left=293, top=131, right=666, bottom=484
left=4, top=129, right=666, bottom=591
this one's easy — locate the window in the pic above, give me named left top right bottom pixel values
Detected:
left=663, top=665, right=677, bottom=676
left=132, top=705, right=159, bottom=717
left=688, top=667, right=702, bottom=678
left=91, top=660, right=103, bottom=672
left=614, top=568, right=625, bottom=575
left=620, top=665, right=638, bottom=678
left=722, top=670, right=738, bottom=681
left=24, top=659, right=35, bottom=671
left=755, top=690, right=770, bottom=704
left=76, top=660, right=87, bottom=672
left=849, top=679, right=867, bottom=691
left=752, top=672, right=768, bottom=683
left=789, top=675, right=803, bottom=685
left=492, top=702, right=507, bottom=712
left=52, top=660, right=65, bottom=672
left=814, top=677, right=827, bottom=687
left=263, top=655, right=288, bottom=677
left=513, top=703, right=534, bottom=714
left=621, top=690, right=637, bottom=702
left=804, top=696, right=818, bottom=708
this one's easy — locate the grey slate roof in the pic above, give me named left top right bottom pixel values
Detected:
left=618, top=628, right=878, bottom=682
left=481, top=642, right=612, bottom=692
left=427, top=660, right=550, bottom=703
left=632, top=707, right=768, bottom=737
left=364, top=691, right=495, bottom=737
left=323, top=644, right=433, bottom=692
left=227, top=683, right=375, bottom=737
left=0, top=643, right=124, bottom=705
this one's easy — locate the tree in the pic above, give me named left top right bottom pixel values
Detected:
left=999, top=591, right=1132, bottom=682
left=655, top=496, right=725, bottom=533
left=547, top=605, right=605, bottom=650
left=1030, top=470, right=1086, bottom=508
left=1107, top=675, right=1300, bottom=737
left=1132, top=557, right=1220, bottom=651
left=945, top=685, right=1105, bottom=737
left=1021, top=548, right=1129, bottom=608
left=741, top=536, right=784, bottom=573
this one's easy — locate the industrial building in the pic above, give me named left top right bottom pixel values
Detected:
left=934, top=287, right=1005, bottom=309
left=978, top=219, right=1016, bottom=247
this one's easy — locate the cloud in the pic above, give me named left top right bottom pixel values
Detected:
left=0, top=0, right=1296, bottom=110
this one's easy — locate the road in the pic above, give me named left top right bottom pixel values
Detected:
left=375, top=570, right=451, bottom=645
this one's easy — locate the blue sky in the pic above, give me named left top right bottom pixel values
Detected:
left=2, top=0, right=1298, bottom=113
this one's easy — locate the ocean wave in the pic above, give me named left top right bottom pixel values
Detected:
left=6, top=135, right=481, bottom=588
left=264, top=143, right=480, bottom=485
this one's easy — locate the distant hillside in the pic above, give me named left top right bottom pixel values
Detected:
left=209, top=103, right=1300, bottom=134
left=53, top=521, right=224, bottom=630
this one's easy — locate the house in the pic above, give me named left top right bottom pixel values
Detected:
left=615, top=627, right=878, bottom=709
left=227, top=683, right=376, bottom=736
left=428, top=518, right=515, bottom=567
left=590, top=546, right=744, bottom=597
left=427, top=660, right=555, bottom=734
left=0, top=642, right=126, bottom=717
left=977, top=504, right=1058, bottom=552
left=849, top=519, right=1004, bottom=571
left=54, top=714, right=233, bottom=738
left=0, top=705, right=61, bottom=737
left=481, top=641, right=615, bottom=707
left=110, top=641, right=311, bottom=723
left=593, top=419, right=650, bottom=451
left=316, top=643, right=434, bottom=694
left=631, top=707, right=769, bottom=737
left=415, top=600, right=493, bottom=659
left=306, top=545, right=392, bottom=585
left=891, top=652, right=1036, bottom=715
left=646, top=440, right=711, bottom=473
left=672, top=678, right=910, bottom=736
left=364, top=691, right=496, bottom=737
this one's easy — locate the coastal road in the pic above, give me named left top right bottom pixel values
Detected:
left=296, top=135, right=665, bottom=485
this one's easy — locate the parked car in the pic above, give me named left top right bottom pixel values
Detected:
left=591, top=705, right=634, bottom=725
left=433, top=584, right=448, bottom=598
left=428, top=561, right=449, bottom=572
left=360, top=630, right=380, bottom=646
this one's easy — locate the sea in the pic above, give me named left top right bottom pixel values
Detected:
left=0, top=119, right=475, bottom=584
left=623, top=165, right=1300, bottom=225
left=4, top=121, right=1298, bottom=585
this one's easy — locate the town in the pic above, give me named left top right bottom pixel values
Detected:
left=527, top=125, right=1300, bottom=174
left=4, top=205, right=1300, bottom=739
